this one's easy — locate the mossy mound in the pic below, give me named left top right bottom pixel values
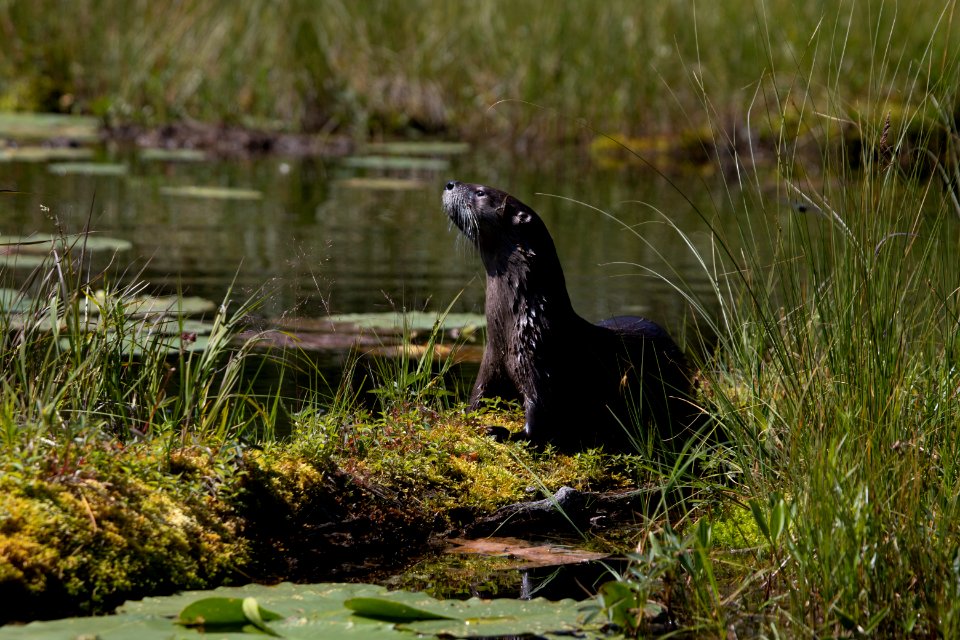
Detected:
left=0, top=405, right=648, bottom=623
left=0, top=444, right=247, bottom=622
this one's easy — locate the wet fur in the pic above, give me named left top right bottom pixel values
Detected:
left=442, top=181, right=694, bottom=452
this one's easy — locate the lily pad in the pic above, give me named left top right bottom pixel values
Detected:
left=399, top=598, right=588, bottom=638
left=364, top=141, right=470, bottom=156
left=0, top=112, right=100, bottom=142
left=0, top=146, right=94, bottom=162
left=340, top=155, right=450, bottom=171
left=159, top=185, right=263, bottom=200
left=0, top=233, right=132, bottom=254
left=324, top=311, right=485, bottom=332
left=0, top=233, right=133, bottom=268
left=93, top=293, right=218, bottom=317
left=0, top=582, right=597, bottom=639
left=0, top=288, right=31, bottom=313
left=48, top=162, right=128, bottom=176
left=336, top=177, right=427, bottom=190
left=139, top=148, right=207, bottom=162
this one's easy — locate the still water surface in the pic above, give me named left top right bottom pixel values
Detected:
left=1, top=145, right=745, bottom=337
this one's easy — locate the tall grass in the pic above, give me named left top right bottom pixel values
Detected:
left=0, top=231, right=271, bottom=474
left=594, top=3, right=960, bottom=636
left=1, top=1, right=957, bottom=144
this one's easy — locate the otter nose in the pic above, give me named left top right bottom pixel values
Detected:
left=445, top=180, right=460, bottom=191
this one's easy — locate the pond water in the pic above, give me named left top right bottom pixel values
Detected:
left=1, top=143, right=744, bottom=339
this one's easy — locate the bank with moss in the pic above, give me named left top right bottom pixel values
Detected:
left=0, top=405, right=649, bottom=624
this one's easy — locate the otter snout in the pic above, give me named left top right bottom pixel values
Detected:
left=442, top=180, right=478, bottom=243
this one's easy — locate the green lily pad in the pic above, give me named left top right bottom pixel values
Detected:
left=0, top=146, right=94, bottom=162
left=0, top=233, right=132, bottom=269
left=2, top=582, right=598, bottom=640
left=159, top=185, right=263, bottom=200
left=364, top=141, right=470, bottom=156
left=140, top=148, right=207, bottom=162
left=95, top=294, right=217, bottom=317
left=0, top=233, right=133, bottom=254
left=0, top=288, right=31, bottom=313
left=325, top=311, right=485, bottom=332
left=48, top=162, right=128, bottom=176
left=340, top=155, right=450, bottom=171
left=0, top=112, right=100, bottom=142
left=400, top=598, right=589, bottom=638
left=336, top=177, right=427, bottom=190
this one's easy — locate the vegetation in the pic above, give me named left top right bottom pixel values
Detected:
left=3, top=1, right=960, bottom=637
left=0, top=237, right=640, bottom=621
left=1, top=1, right=957, bottom=145
left=588, top=3, right=960, bottom=635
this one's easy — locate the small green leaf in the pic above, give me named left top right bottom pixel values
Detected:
left=749, top=498, right=770, bottom=542
left=177, top=596, right=283, bottom=627
left=243, top=597, right=283, bottom=636
left=768, top=498, right=787, bottom=543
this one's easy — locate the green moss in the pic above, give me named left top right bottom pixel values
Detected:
left=0, top=443, right=248, bottom=620
left=708, top=503, right=763, bottom=551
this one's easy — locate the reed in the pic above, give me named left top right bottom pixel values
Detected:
left=2, top=1, right=956, bottom=145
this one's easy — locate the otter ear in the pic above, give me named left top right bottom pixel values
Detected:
left=514, top=209, right=533, bottom=225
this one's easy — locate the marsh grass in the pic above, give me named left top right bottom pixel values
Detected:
left=0, top=229, right=272, bottom=470
left=589, top=4, right=960, bottom=636
left=2, top=2, right=957, bottom=144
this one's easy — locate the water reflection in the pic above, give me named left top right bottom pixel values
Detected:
left=0, top=147, right=739, bottom=334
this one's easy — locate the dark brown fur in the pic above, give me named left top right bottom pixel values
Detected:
left=442, top=180, right=694, bottom=452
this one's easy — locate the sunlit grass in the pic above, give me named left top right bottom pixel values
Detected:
left=591, top=3, right=960, bottom=635
left=2, top=1, right=957, bottom=144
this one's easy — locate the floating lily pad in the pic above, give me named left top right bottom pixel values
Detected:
left=0, top=582, right=597, bottom=639
left=140, top=148, right=207, bottom=162
left=0, top=146, right=94, bottom=162
left=336, top=177, right=427, bottom=190
left=0, top=112, right=100, bottom=142
left=0, top=288, right=31, bottom=313
left=91, top=293, right=217, bottom=317
left=325, top=311, right=485, bottom=332
left=340, top=155, right=450, bottom=171
left=0, top=233, right=132, bottom=268
left=365, top=141, right=470, bottom=156
left=159, top=185, right=263, bottom=200
left=48, top=162, right=128, bottom=176
left=0, top=233, right=133, bottom=255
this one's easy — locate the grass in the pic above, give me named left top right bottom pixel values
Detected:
left=584, top=4, right=960, bottom=635
left=0, top=233, right=644, bottom=622
left=1, top=1, right=957, bottom=146
left=3, top=1, right=960, bottom=636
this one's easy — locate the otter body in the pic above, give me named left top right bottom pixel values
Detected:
left=442, top=180, right=693, bottom=452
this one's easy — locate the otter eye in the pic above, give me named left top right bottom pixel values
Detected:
left=475, top=189, right=486, bottom=198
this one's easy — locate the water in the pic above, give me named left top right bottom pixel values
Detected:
left=0, top=144, right=740, bottom=338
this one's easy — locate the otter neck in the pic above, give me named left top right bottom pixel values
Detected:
left=482, top=241, right=578, bottom=336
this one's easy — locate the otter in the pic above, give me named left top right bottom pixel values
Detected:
left=442, top=180, right=694, bottom=453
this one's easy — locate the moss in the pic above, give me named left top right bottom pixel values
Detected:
left=0, top=404, right=658, bottom=622
left=708, top=503, right=763, bottom=551
left=0, top=444, right=248, bottom=622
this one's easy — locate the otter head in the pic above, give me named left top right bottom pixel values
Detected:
left=442, top=181, right=554, bottom=270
